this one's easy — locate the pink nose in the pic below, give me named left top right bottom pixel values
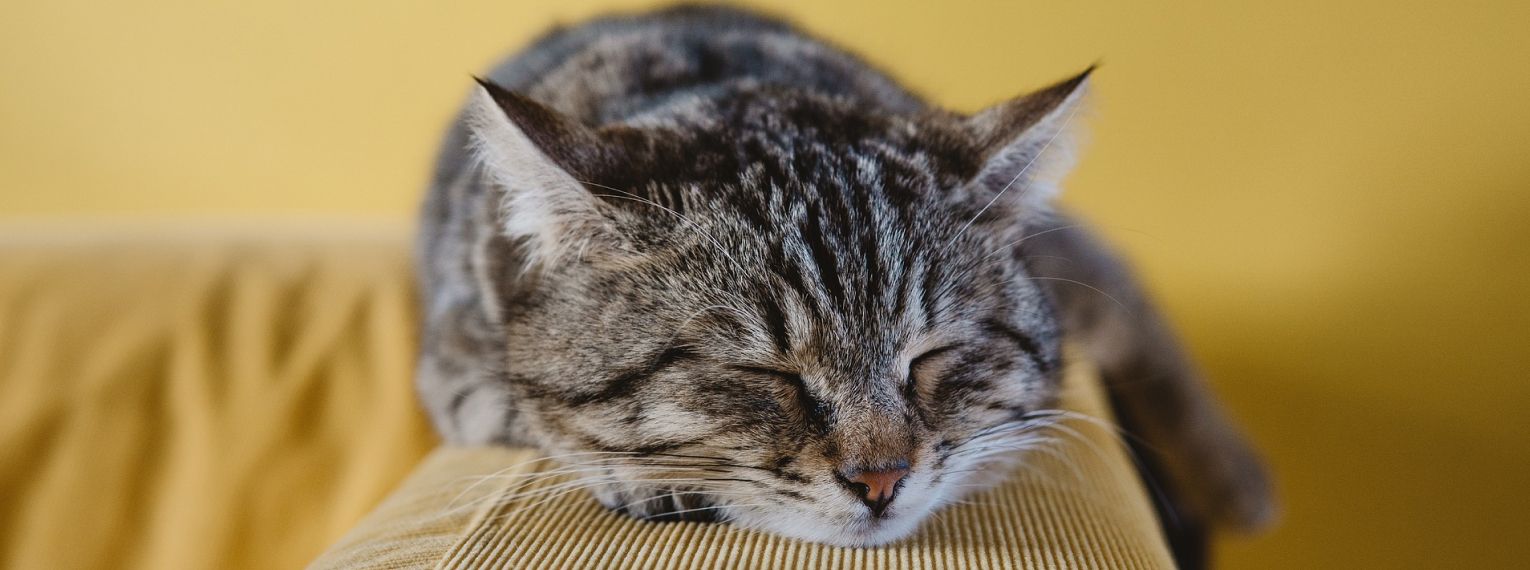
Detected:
left=840, top=464, right=910, bottom=517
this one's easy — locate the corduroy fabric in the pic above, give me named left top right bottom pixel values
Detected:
left=312, top=358, right=1173, bottom=569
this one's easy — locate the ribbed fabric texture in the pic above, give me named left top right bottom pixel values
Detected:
left=312, top=360, right=1174, bottom=569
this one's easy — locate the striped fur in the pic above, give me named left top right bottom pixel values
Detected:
left=415, top=5, right=1272, bottom=547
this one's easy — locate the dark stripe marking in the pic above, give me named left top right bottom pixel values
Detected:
left=801, top=209, right=846, bottom=303
left=731, top=365, right=833, bottom=434
left=981, top=318, right=1054, bottom=371
left=568, top=345, right=698, bottom=407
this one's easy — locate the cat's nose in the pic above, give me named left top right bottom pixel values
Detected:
left=838, top=462, right=911, bottom=517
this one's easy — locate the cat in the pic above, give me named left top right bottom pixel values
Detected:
left=416, top=4, right=1273, bottom=550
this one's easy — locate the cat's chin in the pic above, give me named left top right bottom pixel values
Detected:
left=591, top=467, right=1002, bottom=546
left=593, top=487, right=939, bottom=546
left=731, top=503, right=933, bottom=547
left=738, top=467, right=1009, bottom=546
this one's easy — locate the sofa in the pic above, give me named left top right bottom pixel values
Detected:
left=0, top=222, right=1174, bottom=569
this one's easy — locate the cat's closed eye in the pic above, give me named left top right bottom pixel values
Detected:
left=731, top=365, right=832, bottom=430
left=905, top=345, right=960, bottom=399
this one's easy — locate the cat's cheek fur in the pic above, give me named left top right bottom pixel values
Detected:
left=629, top=401, right=714, bottom=442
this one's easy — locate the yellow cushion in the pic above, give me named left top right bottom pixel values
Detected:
left=0, top=221, right=438, bottom=570
left=0, top=222, right=1171, bottom=569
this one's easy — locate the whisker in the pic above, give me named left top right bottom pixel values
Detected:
left=616, top=490, right=757, bottom=515
left=458, top=474, right=750, bottom=520
left=981, top=224, right=1089, bottom=259
left=1023, top=276, right=1131, bottom=313
left=644, top=503, right=772, bottom=521
left=444, top=452, right=752, bottom=510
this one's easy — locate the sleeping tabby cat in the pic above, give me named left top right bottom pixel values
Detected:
left=416, top=5, right=1273, bottom=549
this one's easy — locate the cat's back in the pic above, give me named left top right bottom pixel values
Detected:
left=480, top=4, right=923, bottom=125
left=422, top=5, right=926, bottom=278
left=426, top=5, right=921, bottom=210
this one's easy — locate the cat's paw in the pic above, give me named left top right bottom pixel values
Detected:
left=602, top=490, right=724, bottom=523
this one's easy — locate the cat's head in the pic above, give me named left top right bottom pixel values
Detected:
left=464, top=70, right=1090, bottom=546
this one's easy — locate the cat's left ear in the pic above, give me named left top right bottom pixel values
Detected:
left=464, top=78, right=637, bottom=268
left=964, top=66, right=1093, bottom=214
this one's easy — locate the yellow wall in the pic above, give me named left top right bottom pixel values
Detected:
left=3, top=0, right=1527, bottom=567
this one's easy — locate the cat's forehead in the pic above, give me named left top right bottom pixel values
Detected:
left=646, top=192, right=1006, bottom=358
left=613, top=86, right=983, bottom=191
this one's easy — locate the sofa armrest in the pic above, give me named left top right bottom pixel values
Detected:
left=311, top=357, right=1174, bottom=569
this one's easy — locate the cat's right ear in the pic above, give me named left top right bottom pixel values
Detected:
left=464, top=78, right=632, bottom=268
left=962, top=67, right=1093, bottom=218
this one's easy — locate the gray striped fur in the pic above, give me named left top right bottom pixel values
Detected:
left=415, top=5, right=1271, bottom=547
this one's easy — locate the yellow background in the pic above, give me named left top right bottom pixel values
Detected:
left=3, top=0, right=1527, bottom=567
